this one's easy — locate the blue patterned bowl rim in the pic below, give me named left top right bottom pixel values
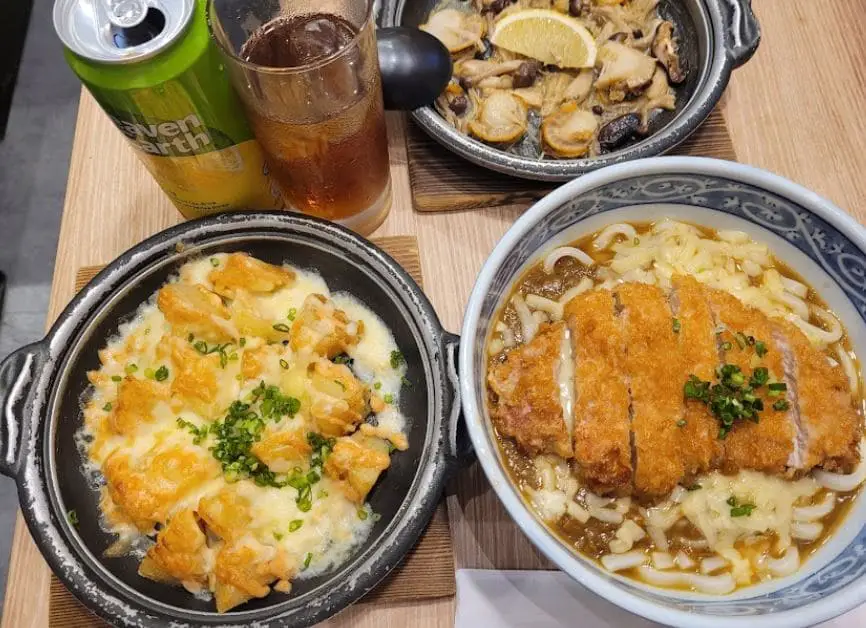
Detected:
left=459, top=156, right=866, bottom=628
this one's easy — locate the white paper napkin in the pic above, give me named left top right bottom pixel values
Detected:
left=455, top=569, right=866, bottom=627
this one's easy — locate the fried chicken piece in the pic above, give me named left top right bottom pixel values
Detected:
left=209, top=253, right=295, bottom=298
left=308, top=359, right=370, bottom=437
left=157, top=283, right=234, bottom=342
left=324, top=433, right=391, bottom=504
left=138, top=509, right=209, bottom=592
left=109, top=377, right=168, bottom=435
left=290, top=294, right=363, bottom=358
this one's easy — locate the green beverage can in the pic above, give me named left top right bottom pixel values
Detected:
left=53, top=0, right=281, bottom=218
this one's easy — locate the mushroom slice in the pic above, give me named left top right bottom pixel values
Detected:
left=455, top=59, right=525, bottom=87
left=653, top=21, right=686, bottom=84
left=595, top=41, right=657, bottom=101
left=469, top=91, right=528, bottom=143
left=644, top=67, right=676, bottom=111
left=420, top=9, right=487, bottom=53
left=564, top=68, right=595, bottom=103
left=598, top=112, right=646, bottom=152
left=542, top=104, right=599, bottom=157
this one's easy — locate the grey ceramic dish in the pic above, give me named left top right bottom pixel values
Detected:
left=0, top=212, right=466, bottom=627
left=380, top=0, right=760, bottom=181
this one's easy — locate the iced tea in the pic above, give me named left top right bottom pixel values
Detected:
left=240, top=15, right=390, bottom=224
left=209, top=0, right=392, bottom=234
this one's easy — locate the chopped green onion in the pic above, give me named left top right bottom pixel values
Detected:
left=686, top=484, right=702, bottom=491
left=731, top=503, right=756, bottom=517
left=390, top=350, right=405, bottom=369
left=154, top=365, right=169, bottom=382
left=287, top=308, right=297, bottom=321
left=279, top=359, right=289, bottom=370
left=672, top=318, right=681, bottom=333
left=721, top=341, right=732, bottom=351
left=768, top=382, right=787, bottom=392
left=749, top=367, right=769, bottom=387
left=304, top=552, right=313, bottom=569
left=735, top=332, right=748, bottom=350
left=111, top=375, right=122, bottom=382
left=187, top=333, right=195, bottom=342
left=357, top=508, right=368, bottom=521
left=633, top=237, right=640, bottom=245
left=273, top=323, right=291, bottom=333
left=210, top=257, right=220, bottom=267
left=102, top=402, right=112, bottom=412
left=67, top=510, right=79, bottom=526
left=401, top=376, right=412, bottom=389
left=239, top=337, right=246, bottom=347
left=676, top=419, right=687, bottom=428
left=773, top=399, right=790, bottom=411
left=273, top=531, right=284, bottom=541
left=289, top=519, right=303, bottom=532
left=755, top=341, right=768, bottom=357
left=125, top=363, right=138, bottom=374
left=373, top=382, right=382, bottom=390
left=384, top=393, right=394, bottom=404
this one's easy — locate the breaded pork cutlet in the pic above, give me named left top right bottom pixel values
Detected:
left=487, top=322, right=573, bottom=459
left=617, top=283, right=689, bottom=499
left=564, top=290, right=632, bottom=494
left=670, top=276, right=723, bottom=477
left=708, top=289, right=796, bottom=475
left=774, top=319, right=860, bottom=473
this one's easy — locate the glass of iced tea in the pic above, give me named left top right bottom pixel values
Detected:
left=208, top=0, right=391, bottom=235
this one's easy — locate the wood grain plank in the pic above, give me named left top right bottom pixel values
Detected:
left=408, top=107, right=736, bottom=212
left=9, top=2, right=866, bottom=625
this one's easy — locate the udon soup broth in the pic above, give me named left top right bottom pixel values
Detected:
left=485, top=219, right=866, bottom=593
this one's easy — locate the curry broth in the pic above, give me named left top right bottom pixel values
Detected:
left=486, top=220, right=865, bottom=587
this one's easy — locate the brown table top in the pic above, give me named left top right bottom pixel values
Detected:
left=5, top=1, right=866, bottom=626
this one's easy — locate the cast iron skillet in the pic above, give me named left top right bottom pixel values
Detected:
left=0, top=212, right=467, bottom=627
left=380, top=0, right=760, bottom=181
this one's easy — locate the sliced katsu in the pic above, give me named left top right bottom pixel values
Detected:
left=708, top=288, right=797, bottom=475
left=618, top=283, right=690, bottom=499
left=563, top=290, right=632, bottom=494
left=487, top=321, right=573, bottom=459
left=487, top=276, right=862, bottom=501
left=670, top=276, right=722, bottom=477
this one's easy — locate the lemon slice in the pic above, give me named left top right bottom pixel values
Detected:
left=491, top=9, right=597, bottom=69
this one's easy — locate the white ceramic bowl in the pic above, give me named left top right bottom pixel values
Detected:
left=459, top=156, right=866, bottom=627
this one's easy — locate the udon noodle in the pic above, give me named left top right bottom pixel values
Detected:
left=486, top=219, right=865, bottom=594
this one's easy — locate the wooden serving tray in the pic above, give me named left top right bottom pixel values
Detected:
left=50, top=235, right=455, bottom=627
left=407, top=107, right=737, bottom=212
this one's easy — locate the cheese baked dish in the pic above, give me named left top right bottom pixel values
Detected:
left=81, top=253, right=409, bottom=612
left=486, top=220, right=865, bottom=593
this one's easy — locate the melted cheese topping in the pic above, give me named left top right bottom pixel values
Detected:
left=80, top=253, right=409, bottom=611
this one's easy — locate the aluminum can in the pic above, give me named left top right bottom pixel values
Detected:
left=54, top=0, right=282, bottom=218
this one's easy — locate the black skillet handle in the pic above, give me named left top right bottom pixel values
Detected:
left=442, top=332, right=475, bottom=473
left=720, top=0, right=761, bottom=69
left=0, top=342, right=43, bottom=478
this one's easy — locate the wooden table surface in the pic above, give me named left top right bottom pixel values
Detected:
left=5, top=1, right=866, bottom=626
